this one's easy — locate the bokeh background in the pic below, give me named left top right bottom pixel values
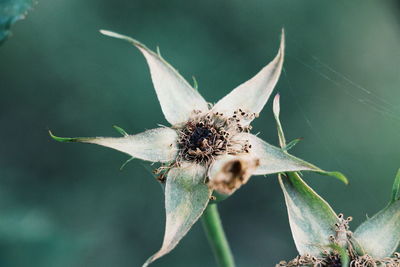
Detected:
left=1, top=0, right=400, bottom=266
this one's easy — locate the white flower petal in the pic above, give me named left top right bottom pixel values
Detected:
left=100, top=30, right=209, bottom=125
left=237, top=133, right=323, bottom=175
left=144, top=163, right=211, bottom=266
left=208, top=154, right=260, bottom=195
left=212, top=30, right=285, bottom=123
left=50, top=127, right=178, bottom=163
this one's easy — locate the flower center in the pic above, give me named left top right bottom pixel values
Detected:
left=188, top=125, right=213, bottom=150
left=176, top=110, right=254, bottom=165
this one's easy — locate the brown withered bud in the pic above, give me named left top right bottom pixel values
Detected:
left=208, top=156, right=260, bottom=195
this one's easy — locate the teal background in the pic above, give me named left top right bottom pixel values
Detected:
left=1, top=0, right=400, bottom=266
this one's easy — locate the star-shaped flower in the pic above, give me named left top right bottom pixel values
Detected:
left=50, top=29, right=347, bottom=266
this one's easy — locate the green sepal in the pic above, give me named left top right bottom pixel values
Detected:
left=279, top=172, right=339, bottom=256
left=48, top=130, right=87, bottom=143
left=273, top=94, right=342, bottom=256
left=192, top=76, right=199, bottom=90
left=316, top=171, right=348, bottom=185
left=348, top=236, right=365, bottom=256
left=112, top=125, right=128, bottom=136
left=209, top=191, right=230, bottom=204
left=283, top=138, right=302, bottom=151
left=328, top=244, right=349, bottom=267
left=120, top=157, right=134, bottom=170
left=391, top=168, right=400, bottom=203
left=156, top=46, right=161, bottom=57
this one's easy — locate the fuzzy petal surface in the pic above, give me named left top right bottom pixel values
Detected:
left=353, top=200, right=400, bottom=258
left=279, top=172, right=339, bottom=256
left=232, top=133, right=347, bottom=183
left=238, top=133, right=321, bottom=175
left=212, top=30, right=284, bottom=124
left=144, top=163, right=211, bottom=266
left=50, top=127, right=178, bottom=163
left=100, top=30, right=209, bottom=125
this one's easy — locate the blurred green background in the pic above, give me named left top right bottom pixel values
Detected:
left=1, top=0, right=400, bottom=266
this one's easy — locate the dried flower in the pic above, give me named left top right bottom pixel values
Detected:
left=50, top=29, right=346, bottom=266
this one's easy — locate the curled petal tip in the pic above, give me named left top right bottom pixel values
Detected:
left=274, top=93, right=281, bottom=103
left=48, top=130, right=78, bottom=143
left=99, top=29, right=121, bottom=38
left=99, top=29, right=146, bottom=51
left=279, top=29, right=285, bottom=57
left=99, top=29, right=141, bottom=46
left=321, top=171, right=349, bottom=185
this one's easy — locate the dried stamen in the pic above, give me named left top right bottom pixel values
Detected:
left=176, top=110, right=254, bottom=165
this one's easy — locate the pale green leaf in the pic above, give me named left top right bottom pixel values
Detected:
left=274, top=94, right=341, bottom=257
left=353, top=171, right=400, bottom=258
left=283, top=138, right=302, bottom=152
left=279, top=172, right=339, bottom=256
left=143, top=163, right=211, bottom=266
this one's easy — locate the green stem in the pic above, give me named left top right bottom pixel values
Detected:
left=201, top=203, right=235, bottom=267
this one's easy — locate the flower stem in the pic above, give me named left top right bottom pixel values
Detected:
left=201, top=203, right=235, bottom=267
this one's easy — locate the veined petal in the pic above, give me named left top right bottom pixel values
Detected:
left=236, top=133, right=348, bottom=184
left=50, top=127, right=178, bottom=163
left=212, top=29, right=285, bottom=123
left=144, top=163, right=211, bottom=266
left=100, top=30, right=209, bottom=125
